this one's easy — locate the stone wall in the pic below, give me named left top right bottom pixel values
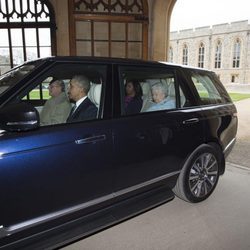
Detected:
left=170, top=20, right=250, bottom=85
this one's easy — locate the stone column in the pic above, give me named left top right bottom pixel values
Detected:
left=50, top=0, right=70, bottom=55
left=149, top=0, right=176, bottom=61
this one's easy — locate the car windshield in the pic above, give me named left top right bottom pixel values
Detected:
left=0, top=62, right=41, bottom=96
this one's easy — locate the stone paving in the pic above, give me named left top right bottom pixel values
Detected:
left=227, top=98, right=250, bottom=168
left=63, top=164, right=250, bottom=250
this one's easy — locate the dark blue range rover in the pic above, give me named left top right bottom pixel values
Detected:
left=0, top=57, right=237, bottom=249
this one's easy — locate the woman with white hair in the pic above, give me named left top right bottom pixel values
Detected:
left=146, top=82, right=175, bottom=112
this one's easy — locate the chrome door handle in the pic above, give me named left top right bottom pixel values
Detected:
left=183, top=118, right=199, bottom=125
left=75, top=135, right=106, bottom=145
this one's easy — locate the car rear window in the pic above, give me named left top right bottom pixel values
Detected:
left=190, top=71, right=231, bottom=105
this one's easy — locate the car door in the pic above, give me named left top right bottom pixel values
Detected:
left=112, top=64, right=205, bottom=194
left=0, top=61, right=114, bottom=237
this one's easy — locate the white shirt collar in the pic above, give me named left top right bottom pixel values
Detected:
left=76, top=96, right=87, bottom=108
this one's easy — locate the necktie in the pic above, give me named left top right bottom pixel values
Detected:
left=71, top=104, right=77, bottom=114
left=68, top=105, right=77, bottom=119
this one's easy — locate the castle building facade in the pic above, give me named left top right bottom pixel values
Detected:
left=169, top=20, right=250, bottom=85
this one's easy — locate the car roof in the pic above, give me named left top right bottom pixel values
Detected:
left=159, top=61, right=213, bottom=72
left=26, top=56, right=213, bottom=72
left=33, top=56, right=162, bottom=66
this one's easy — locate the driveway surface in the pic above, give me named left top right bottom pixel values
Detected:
left=63, top=164, right=250, bottom=250
left=227, top=98, right=250, bottom=168
left=63, top=98, right=250, bottom=250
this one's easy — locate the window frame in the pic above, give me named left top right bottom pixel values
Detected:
left=117, top=65, right=186, bottom=116
left=168, top=46, right=174, bottom=63
left=214, top=40, right=222, bottom=69
left=232, top=38, right=241, bottom=68
left=182, top=44, right=188, bottom=65
left=189, top=69, right=230, bottom=106
left=0, top=0, right=56, bottom=74
left=8, top=61, right=109, bottom=126
left=68, top=0, right=149, bottom=60
left=198, top=42, right=205, bottom=68
left=231, top=74, right=239, bottom=83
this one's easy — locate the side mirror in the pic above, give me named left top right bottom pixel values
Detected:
left=0, top=102, right=39, bottom=132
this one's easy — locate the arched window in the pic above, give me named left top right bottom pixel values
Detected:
left=198, top=42, right=205, bottom=68
left=215, top=40, right=222, bottom=69
left=69, top=0, right=149, bottom=59
left=0, top=0, right=56, bottom=74
left=233, top=38, right=241, bottom=68
left=182, top=44, right=188, bottom=65
left=168, top=46, right=173, bottom=63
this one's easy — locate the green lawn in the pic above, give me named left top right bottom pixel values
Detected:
left=23, top=89, right=50, bottom=100
left=228, top=92, right=250, bottom=102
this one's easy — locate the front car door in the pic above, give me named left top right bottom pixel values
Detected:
left=0, top=60, right=114, bottom=242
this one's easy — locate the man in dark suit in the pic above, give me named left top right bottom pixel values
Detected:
left=67, top=75, right=97, bottom=123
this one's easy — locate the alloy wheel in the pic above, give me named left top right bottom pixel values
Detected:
left=188, top=153, right=219, bottom=198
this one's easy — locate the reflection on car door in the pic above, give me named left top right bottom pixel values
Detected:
left=112, top=110, right=205, bottom=192
left=0, top=121, right=113, bottom=235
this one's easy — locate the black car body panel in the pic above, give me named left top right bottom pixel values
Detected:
left=0, top=57, right=237, bottom=249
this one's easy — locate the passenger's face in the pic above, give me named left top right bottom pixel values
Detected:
left=48, top=82, right=62, bottom=97
left=126, top=82, right=135, bottom=97
left=152, top=89, right=165, bottom=103
left=68, top=80, right=83, bottom=102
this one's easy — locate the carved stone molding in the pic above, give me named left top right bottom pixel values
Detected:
left=74, top=0, right=143, bottom=14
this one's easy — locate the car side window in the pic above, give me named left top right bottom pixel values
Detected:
left=22, top=77, right=52, bottom=112
left=120, top=66, right=186, bottom=115
left=191, top=72, right=224, bottom=105
left=17, top=63, right=106, bottom=126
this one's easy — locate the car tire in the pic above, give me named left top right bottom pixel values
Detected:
left=173, top=144, right=221, bottom=203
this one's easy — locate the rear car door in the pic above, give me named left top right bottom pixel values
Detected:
left=0, top=61, right=114, bottom=239
left=112, top=64, right=205, bottom=195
